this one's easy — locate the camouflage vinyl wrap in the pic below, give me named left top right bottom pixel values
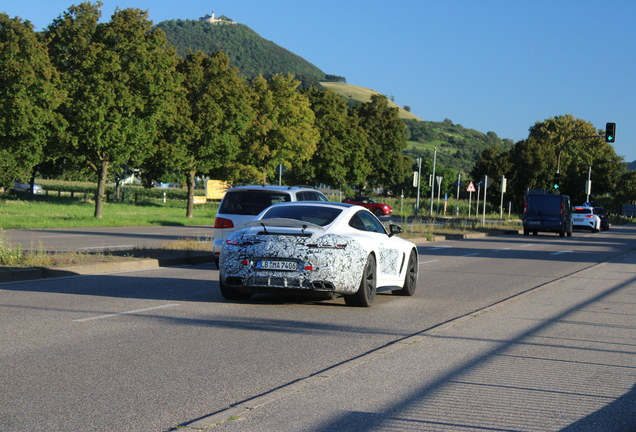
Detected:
left=219, top=229, right=369, bottom=294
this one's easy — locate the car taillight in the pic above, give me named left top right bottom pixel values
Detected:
left=560, top=203, right=564, bottom=216
left=215, top=217, right=234, bottom=229
left=524, top=201, right=527, bottom=215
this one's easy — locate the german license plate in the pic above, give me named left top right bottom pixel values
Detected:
left=529, top=221, right=540, bottom=225
left=257, top=260, right=297, bottom=271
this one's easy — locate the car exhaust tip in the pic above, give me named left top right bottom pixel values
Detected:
left=311, top=281, right=335, bottom=291
left=225, top=277, right=244, bottom=286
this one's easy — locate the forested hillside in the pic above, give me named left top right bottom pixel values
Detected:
left=403, top=119, right=515, bottom=174
left=154, top=18, right=516, bottom=175
left=155, top=19, right=327, bottom=88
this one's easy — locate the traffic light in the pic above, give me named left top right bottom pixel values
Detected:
left=606, top=122, right=616, bottom=143
left=553, top=172, right=560, bottom=190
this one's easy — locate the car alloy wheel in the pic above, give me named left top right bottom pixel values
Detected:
left=394, top=250, right=417, bottom=296
left=345, top=254, right=376, bottom=307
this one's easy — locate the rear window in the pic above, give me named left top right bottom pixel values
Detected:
left=261, top=205, right=341, bottom=226
left=573, top=207, right=593, bottom=214
left=526, top=195, right=562, bottom=217
left=219, top=191, right=292, bottom=216
left=296, top=191, right=329, bottom=202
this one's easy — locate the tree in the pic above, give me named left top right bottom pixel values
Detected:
left=149, top=50, right=252, bottom=218
left=288, top=87, right=370, bottom=195
left=0, top=13, right=65, bottom=189
left=353, top=94, right=409, bottom=193
left=526, top=115, right=624, bottom=204
left=232, top=74, right=319, bottom=185
left=45, top=2, right=181, bottom=218
left=471, top=144, right=512, bottom=203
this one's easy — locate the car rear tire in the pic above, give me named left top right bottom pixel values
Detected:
left=523, top=229, right=529, bottom=236
left=559, top=230, right=565, bottom=237
left=345, top=254, right=376, bottom=307
left=219, top=280, right=252, bottom=301
left=393, top=250, right=417, bottom=296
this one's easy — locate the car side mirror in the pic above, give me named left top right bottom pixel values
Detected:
left=389, top=224, right=402, bottom=237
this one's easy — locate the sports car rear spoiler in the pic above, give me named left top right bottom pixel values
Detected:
left=244, top=218, right=326, bottom=232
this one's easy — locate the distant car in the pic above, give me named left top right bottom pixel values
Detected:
left=342, top=196, right=392, bottom=217
left=13, top=182, right=43, bottom=195
left=213, top=185, right=329, bottom=267
left=593, top=207, right=610, bottom=231
left=572, top=206, right=601, bottom=233
left=218, top=202, right=418, bottom=306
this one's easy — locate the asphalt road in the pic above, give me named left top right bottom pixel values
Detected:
left=3, top=225, right=216, bottom=252
left=1, top=226, right=635, bottom=431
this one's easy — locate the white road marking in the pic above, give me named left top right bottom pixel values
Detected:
left=551, top=250, right=573, bottom=255
left=34, top=235, right=87, bottom=238
left=73, top=304, right=180, bottom=322
left=460, top=253, right=480, bottom=257
left=419, top=260, right=440, bottom=266
left=494, top=248, right=510, bottom=252
left=427, top=246, right=452, bottom=251
left=78, top=245, right=136, bottom=250
left=520, top=244, right=534, bottom=248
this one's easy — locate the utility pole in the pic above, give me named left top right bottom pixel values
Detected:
left=430, top=147, right=437, bottom=216
left=415, top=157, right=422, bottom=217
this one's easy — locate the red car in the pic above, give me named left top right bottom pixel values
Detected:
left=342, top=196, right=392, bottom=217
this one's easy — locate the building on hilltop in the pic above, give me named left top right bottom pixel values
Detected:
left=199, top=12, right=237, bottom=25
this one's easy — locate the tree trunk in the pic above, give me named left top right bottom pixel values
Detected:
left=94, top=159, right=109, bottom=219
left=186, top=169, right=195, bottom=218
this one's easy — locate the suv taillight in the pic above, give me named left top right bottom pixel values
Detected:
left=214, top=217, right=234, bottom=229
left=524, top=201, right=527, bottom=215
left=560, top=203, right=564, bottom=216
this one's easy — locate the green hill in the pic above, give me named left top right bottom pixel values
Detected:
left=155, top=19, right=327, bottom=87
left=402, top=119, right=515, bottom=174
left=155, top=18, right=514, bottom=174
left=318, top=82, right=422, bottom=121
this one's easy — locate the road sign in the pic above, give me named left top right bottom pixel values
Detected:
left=276, top=164, right=286, bottom=176
left=436, top=176, right=443, bottom=186
left=480, top=176, right=492, bottom=188
left=467, top=182, right=476, bottom=192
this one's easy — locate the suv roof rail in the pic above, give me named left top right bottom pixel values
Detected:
left=287, top=185, right=317, bottom=190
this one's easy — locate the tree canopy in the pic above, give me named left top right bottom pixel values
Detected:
left=44, top=2, right=182, bottom=217
left=0, top=13, right=65, bottom=188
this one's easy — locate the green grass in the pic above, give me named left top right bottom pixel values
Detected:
left=0, top=195, right=218, bottom=229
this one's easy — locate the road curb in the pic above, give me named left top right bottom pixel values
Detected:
left=0, top=253, right=216, bottom=284
left=407, top=229, right=520, bottom=244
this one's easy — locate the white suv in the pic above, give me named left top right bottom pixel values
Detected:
left=572, top=206, right=601, bottom=233
left=213, top=185, right=330, bottom=266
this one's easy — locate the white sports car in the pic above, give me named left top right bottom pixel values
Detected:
left=218, top=202, right=419, bottom=307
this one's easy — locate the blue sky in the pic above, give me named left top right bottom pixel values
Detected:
left=4, top=0, right=636, bottom=161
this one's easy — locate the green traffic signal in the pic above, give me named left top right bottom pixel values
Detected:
left=606, top=122, right=616, bottom=143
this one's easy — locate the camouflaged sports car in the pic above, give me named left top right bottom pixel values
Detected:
left=218, top=202, right=418, bottom=307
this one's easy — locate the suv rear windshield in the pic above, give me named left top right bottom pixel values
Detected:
left=573, top=207, right=593, bottom=214
left=526, top=195, right=562, bottom=217
left=219, top=191, right=292, bottom=216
